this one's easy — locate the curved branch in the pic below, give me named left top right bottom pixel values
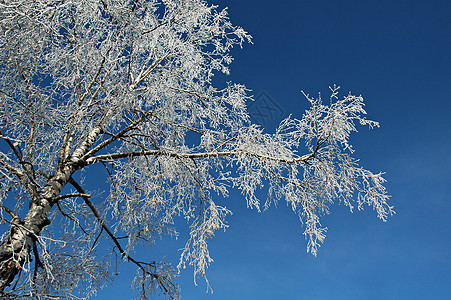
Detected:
left=67, top=177, right=178, bottom=299
left=52, top=193, right=91, bottom=202
left=0, top=205, right=18, bottom=221
left=0, top=130, right=36, bottom=183
left=55, top=201, right=89, bottom=236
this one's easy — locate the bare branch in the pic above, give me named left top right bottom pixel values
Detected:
left=0, top=205, right=19, bottom=221
left=85, top=148, right=316, bottom=165
left=68, top=178, right=178, bottom=299
left=55, top=201, right=89, bottom=236
left=53, top=193, right=91, bottom=202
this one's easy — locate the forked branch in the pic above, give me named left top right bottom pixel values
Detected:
left=67, top=178, right=178, bottom=299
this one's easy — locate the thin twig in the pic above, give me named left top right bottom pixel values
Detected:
left=67, top=177, right=177, bottom=299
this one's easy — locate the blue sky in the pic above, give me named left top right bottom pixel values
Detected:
left=98, top=0, right=451, bottom=299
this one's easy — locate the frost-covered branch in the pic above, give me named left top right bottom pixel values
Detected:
left=68, top=178, right=179, bottom=299
left=0, top=0, right=391, bottom=298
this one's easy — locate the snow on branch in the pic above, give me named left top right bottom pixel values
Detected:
left=0, top=0, right=391, bottom=298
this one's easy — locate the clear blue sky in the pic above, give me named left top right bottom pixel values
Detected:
left=99, top=0, right=451, bottom=299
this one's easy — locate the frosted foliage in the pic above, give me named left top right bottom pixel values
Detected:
left=0, top=0, right=392, bottom=299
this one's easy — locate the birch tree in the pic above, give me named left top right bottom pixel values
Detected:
left=0, top=0, right=393, bottom=298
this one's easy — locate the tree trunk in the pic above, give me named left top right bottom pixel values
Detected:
left=0, top=163, right=76, bottom=292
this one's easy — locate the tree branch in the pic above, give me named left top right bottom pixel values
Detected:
left=85, top=148, right=316, bottom=165
left=53, top=193, right=91, bottom=202
left=55, top=201, right=89, bottom=236
left=130, top=51, right=172, bottom=91
left=67, top=178, right=177, bottom=299
left=0, top=130, right=39, bottom=197
left=0, top=157, right=24, bottom=179
left=0, top=205, right=19, bottom=221
left=32, top=240, right=43, bottom=284
left=80, top=110, right=154, bottom=161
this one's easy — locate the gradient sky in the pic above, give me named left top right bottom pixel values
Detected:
left=97, top=0, right=451, bottom=299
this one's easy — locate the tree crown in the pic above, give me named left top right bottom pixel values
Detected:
left=0, top=0, right=392, bottom=298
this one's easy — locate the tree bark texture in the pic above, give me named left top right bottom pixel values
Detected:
left=0, top=163, right=76, bottom=291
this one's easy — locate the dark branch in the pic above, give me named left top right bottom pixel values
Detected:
left=55, top=201, right=89, bottom=235
left=32, top=240, right=43, bottom=284
left=67, top=177, right=177, bottom=299
left=53, top=193, right=91, bottom=202
left=0, top=205, right=19, bottom=221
